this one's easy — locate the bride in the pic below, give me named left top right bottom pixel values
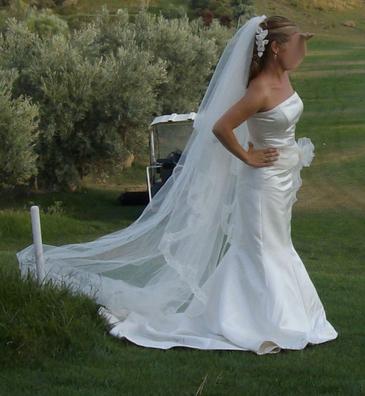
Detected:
left=16, top=14, right=338, bottom=355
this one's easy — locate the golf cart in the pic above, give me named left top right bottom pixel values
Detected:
left=118, top=112, right=196, bottom=205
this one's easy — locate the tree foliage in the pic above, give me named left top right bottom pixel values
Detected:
left=0, top=6, right=231, bottom=191
left=190, top=0, right=254, bottom=27
left=0, top=69, right=39, bottom=189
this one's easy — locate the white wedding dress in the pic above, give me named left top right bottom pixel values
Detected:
left=16, top=89, right=339, bottom=355
left=15, top=13, right=338, bottom=355
left=96, top=90, right=338, bottom=354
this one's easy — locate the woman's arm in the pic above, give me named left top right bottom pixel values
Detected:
left=212, top=82, right=279, bottom=168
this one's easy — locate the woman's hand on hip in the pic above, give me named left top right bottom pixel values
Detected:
left=244, top=142, right=280, bottom=168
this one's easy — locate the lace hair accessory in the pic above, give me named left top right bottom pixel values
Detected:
left=255, top=25, right=269, bottom=58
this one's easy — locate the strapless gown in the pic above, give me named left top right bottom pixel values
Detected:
left=96, top=91, right=338, bottom=354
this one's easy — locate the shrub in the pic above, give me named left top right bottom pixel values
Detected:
left=25, top=7, right=69, bottom=36
left=133, top=9, right=224, bottom=114
left=0, top=69, right=39, bottom=190
left=0, top=7, right=232, bottom=191
left=0, top=14, right=168, bottom=191
left=29, top=30, right=167, bottom=190
left=190, top=0, right=254, bottom=27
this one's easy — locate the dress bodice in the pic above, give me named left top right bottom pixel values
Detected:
left=246, top=91, right=303, bottom=150
left=246, top=91, right=305, bottom=169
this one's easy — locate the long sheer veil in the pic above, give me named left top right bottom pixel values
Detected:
left=16, top=15, right=268, bottom=321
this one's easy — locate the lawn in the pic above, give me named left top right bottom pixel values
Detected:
left=0, top=1, right=364, bottom=395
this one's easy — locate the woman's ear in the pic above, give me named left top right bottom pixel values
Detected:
left=270, top=40, right=281, bottom=56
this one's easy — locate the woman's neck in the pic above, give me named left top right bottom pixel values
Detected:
left=261, top=60, right=287, bottom=83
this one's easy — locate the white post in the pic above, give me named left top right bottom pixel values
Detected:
left=30, top=205, right=45, bottom=283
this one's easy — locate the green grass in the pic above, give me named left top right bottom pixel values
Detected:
left=1, top=1, right=365, bottom=394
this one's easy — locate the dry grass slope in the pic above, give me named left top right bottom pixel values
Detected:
left=288, top=0, right=362, bottom=11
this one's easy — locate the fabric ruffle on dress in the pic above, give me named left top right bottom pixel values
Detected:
left=291, top=137, right=315, bottom=204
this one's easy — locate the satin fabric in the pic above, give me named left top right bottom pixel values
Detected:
left=99, top=91, right=338, bottom=354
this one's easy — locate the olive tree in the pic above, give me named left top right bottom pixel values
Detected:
left=0, top=69, right=39, bottom=189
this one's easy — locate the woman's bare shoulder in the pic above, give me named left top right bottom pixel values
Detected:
left=244, top=78, right=270, bottom=111
left=246, top=77, right=270, bottom=98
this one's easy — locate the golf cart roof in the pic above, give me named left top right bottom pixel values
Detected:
left=150, top=112, right=196, bottom=126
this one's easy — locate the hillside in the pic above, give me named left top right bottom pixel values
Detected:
left=58, top=0, right=363, bottom=14
left=255, top=0, right=365, bottom=44
left=54, top=0, right=365, bottom=44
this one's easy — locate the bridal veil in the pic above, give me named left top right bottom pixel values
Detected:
left=16, top=15, right=268, bottom=320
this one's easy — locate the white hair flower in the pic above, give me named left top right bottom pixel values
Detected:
left=255, top=25, right=269, bottom=58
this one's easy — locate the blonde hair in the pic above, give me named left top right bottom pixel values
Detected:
left=247, top=16, right=300, bottom=88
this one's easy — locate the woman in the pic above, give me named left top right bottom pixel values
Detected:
left=16, top=15, right=338, bottom=355
left=213, top=16, right=313, bottom=169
